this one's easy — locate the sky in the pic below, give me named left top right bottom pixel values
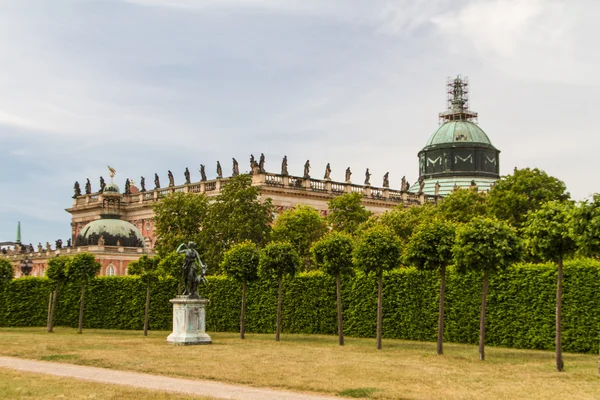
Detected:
left=1, top=0, right=599, bottom=245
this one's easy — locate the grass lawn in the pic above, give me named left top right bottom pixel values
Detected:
left=0, top=327, right=598, bottom=400
left=0, top=367, right=215, bottom=399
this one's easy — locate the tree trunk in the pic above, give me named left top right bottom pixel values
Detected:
left=46, top=291, right=53, bottom=332
left=276, top=278, right=283, bottom=342
left=437, top=265, right=446, bottom=355
left=377, top=273, right=383, bottom=350
left=336, top=273, right=344, bottom=346
left=143, top=283, right=150, bottom=336
left=556, top=257, right=564, bottom=372
left=240, top=280, right=247, bottom=339
left=48, top=285, right=59, bottom=333
left=78, top=282, right=85, bottom=334
left=479, top=269, right=489, bottom=361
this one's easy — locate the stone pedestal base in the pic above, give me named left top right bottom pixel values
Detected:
left=167, top=296, right=212, bottom=345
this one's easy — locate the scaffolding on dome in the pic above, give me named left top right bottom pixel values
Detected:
left=439, top=75, right=478, bottom=124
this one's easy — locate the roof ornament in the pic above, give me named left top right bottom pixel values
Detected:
left=108, top=166, right=117, bottom=182
left=439, top=75, right=478, bottom=124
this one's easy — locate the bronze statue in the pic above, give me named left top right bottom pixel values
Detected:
left=85, top=179, right=92, bottom=195
left=418, top=178, right=425, bottom=194
left=176, top=242, right=207, bottom=298
left=168, top=170, right=175, bottom=187
left=250, top=154, right=255, bottom=171
left=364, top=168, right=371, bottom=186
left=435, top=181, right=441, bottom=196
left=345, top=167, right=352, bottom=182
left=232, top=158, right=239, bottom=176
left=73, top=181, right=81, bottom=198
left=303, top=160, right=310, bottom=178
left=154, top=173, right=160, bottom=189
left=99, top=176, right=106, bottom=192
left=125, top=179, right=131, bottom=194
left=324, top=163, right=331, bottom=180
left=281, top=156, right=288, bottom=176
left=216, top=161, right=223, bottom=179
left=55, top=239, right=62, bottom=249
left=259, top=153, right=265, bottom=173
left=67, top=238, right=72, bottom=247
left=140, top=176, right=146, bottom=192
left=199, top=165, right=207, bottom=182
left=383, top=172, right=389, bottom=188
left=184, top=168, right=191, bottom=184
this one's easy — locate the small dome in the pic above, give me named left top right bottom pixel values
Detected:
left=103, top=182, right=120, bottom=194
left=425, top=121, right=493, bottom=147
left=76, top=217, right=144, bottom=247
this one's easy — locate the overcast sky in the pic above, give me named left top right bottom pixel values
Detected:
left=1, top=0, right=598, bottom=245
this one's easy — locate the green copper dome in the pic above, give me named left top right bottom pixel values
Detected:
left=76, top=217, right=144, bottom=248
left=425, top=120, right=493, bottom=147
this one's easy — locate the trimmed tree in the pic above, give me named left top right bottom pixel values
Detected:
left=312, top=232, right=354, bottom=346
left=127, top=255, right=159, bottom=336
left=437, top=188, right=487, bottom=223
left=453, top=217, right=522, bottom=361
left=0, top=259, right=13, bottom=287
left=65, top=253, right=101, bottom=334
left=272, top=205, right=327, bottom=271
left=354, top=225, right=402, bottom=349
left=327, top=192, right=372, bottom=235
left=259, top=242, right=300, bottom=341
left=405, top=218, right=455, bottom=355
left=46, top=255, right=70, bottom=333
left=221, top=240, right=260, bottom=339
left=522, top=201, right=578, bottom=372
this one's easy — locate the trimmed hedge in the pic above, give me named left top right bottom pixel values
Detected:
left=1, top=259, right=599, bottom=353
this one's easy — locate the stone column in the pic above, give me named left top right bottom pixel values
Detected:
left=167, top=296, right=212, bottom=345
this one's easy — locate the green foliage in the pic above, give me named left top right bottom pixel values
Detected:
left=405, top=218, right=455, bottom=271
left=259, top=242, right=300, bottom=280
left=203, top=174, right=274, bottom=272
left=523, top=201, right=578, bottom=261
left=437, top=188, right=487, bottom=223
left=272, top=205, right=327, bottom=270
left=127, top=254, right=160, bottom=284
left=46, top=256, right=69, bottom=284
left=453, top=217, right=523, bottom=273
left=327, top=193, right=372, bottom=234
left=65, top=253, right=101, bottom=283
left=1, top=259, right=600, bottom=353
left=221, top=240, right=260, bottom=283
left=573, top=194, right=600, bottom=257
left=0, top=259, right=13, bottom=287
left=487, top=167, right=570, bottom=228
left=152, top=192, right=209, bottom=257
left=312, top=232, right=354, bottom=277
left=378, top=204, right=437, bottom=242
left=354, top=225, right=401, bottom=276
left=156, top=252, right=184, bottom=278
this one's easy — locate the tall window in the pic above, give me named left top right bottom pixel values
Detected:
left=106, top=264, right=115, bottom=276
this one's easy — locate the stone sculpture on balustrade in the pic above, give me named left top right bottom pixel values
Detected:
left=216, top=161, right=223, bottom=179
left=184, top=168, right=191, bottom=184
left=345, top=167, right=352, bottom=183
left=281, top=156, right=288, bottom=176
left=140, top=176, right=146, bottom=192
left=154, top=173, right=160, bottom=189
left=199, top=165, right=207, bottom=182
left=73, top=181, right=81, bottom=198
left=324, top=163, right=332, bottom=180
left=85, top=179, right=92, bottom=195
left=99, top=176, right=106, bottom=192
left=232, top=158, right=239, bottom=177
left=304, top=160, right=311, bottom=178
left=168, top=170, right=175, bottom=187
left=259, top=153, right=265, bottom=173
left=364, top=168, right=371, bottom=186
left=383, top=172, right=390, bottom=188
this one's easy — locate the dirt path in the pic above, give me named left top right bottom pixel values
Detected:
left=0, top=356, right=340, bottom=400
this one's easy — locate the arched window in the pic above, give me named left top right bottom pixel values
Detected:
left=106, top=264, right=115, bottom=276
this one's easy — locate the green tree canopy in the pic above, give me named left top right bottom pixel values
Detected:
left=487, top=167, right=570, bottom=228
left=573, top=194, right=600, bottom=257
left=272, top=205, right=327, bottom=270
left=354, top=225, right=402, bottom=275
left=377, top=204, right=438, bottom=244
left=312, top=231, right=354, bottom=277
left=221, top=240, right=260, bottom=284
left=46, top=256, right=70, bottom=284
left=437, top=188, right=487, bottom=223
left=326, top=192, right=371, bottom=234
left=127, top=255, right=159, bottom=282
left=0, top=259, right=13, bottom=287
left=203, top=174, right=274, bottom=272
left=65, top=253, right=101, bottom=283
left=259, top=241, right=300, bottom=281
left=152, top=192, right=209, bottom=257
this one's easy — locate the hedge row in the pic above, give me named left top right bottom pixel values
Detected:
left=1, top=259, right=599, bottom=353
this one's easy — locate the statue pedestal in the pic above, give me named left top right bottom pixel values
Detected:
left=166, top=296, right=212, bottom=345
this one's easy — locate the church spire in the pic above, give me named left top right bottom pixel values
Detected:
left=16, top=221, right=21, bottom=244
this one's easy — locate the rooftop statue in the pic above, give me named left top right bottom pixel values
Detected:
left=125, top=179, right=131, bottom=194
left=176, top=242, right=207, bottom=299
left=216, top=161, right=223, bottom=179
left=259, top=153, right=265, bottom=173
left=324, top=163, right=331, bottom=180
left=345, top=167, right=352, bottom=183
left=99, top=176, right=106, bottom=192
left=55, top=239, right=63, bottom=249
left=140, top=176, right=146, bottom=192
left=435, top=181, right=441, bottom=196
left=154, top=173, right=160, bottom=189
left=250, top=154, right=255, bottom=171
left=364, top=168, right=371, bottom=186
left=383, top=172, right=389, bottom=188
left=67, top=238, right=72, bottom=247
left=199, top=165, right=207, bottom=182
left=85, top=178, right=92, bottom=195
left=107, top=166, right=117, bottom=180
left=184, top=167, right=191, bottom=184
left=418, top=178, right=425, bottom=194
left=304, top=160, right=310, bottom=178
left=281, top=156, right=288, bottom=176
left=73, top=181, right=81, bottom=198
left=232, top=158, right=239, bottom=176
left=401, top=176, right=407, bottom=192
left=168, top=170, right=175, bottom=187
left=98, top=235, right=105, bottom=246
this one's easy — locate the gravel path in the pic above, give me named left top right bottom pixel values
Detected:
left=0, top=356, right=340, bottom=400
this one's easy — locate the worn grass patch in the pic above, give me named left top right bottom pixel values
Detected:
left=0, top=367, right=215, bottom=399
left=338, top=387, right=379, bottom=398
left=1, top=327, right=599, bottom=400
left=39, top=354, right=79, bottom=361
